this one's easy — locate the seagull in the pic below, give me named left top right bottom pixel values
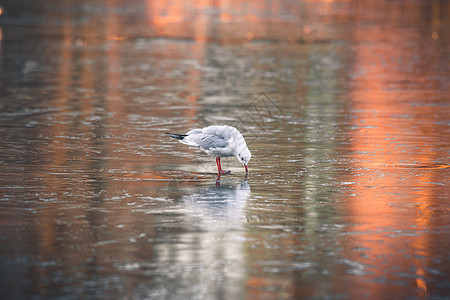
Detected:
left=167, top=125, right=251, bottom=175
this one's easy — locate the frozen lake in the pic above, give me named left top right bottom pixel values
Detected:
left=0, top=0, right=449, bottom=299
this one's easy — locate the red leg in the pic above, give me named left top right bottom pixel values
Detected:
left=215, top=156, right=230, bottom=175
left=216, top=156, right=221, bottom=172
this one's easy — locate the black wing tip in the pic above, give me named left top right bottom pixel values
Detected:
left=166, top=133, right=187, bottom=140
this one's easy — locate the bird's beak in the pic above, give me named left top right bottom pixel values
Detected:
left=244, top=164, right=248, bottom=173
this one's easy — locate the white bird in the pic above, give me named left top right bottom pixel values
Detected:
left=167, top=125, right=251, bottom=175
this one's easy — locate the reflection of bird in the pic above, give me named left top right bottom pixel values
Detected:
left=167, top=125, right=251, bottom=175
left=182, top=180, right=251, bottom=227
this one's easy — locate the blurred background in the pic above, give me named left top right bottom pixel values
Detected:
left=0, top=0, right=449, bottom=299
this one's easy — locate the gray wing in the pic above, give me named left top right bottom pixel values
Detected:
left=199, top=133, right=228, bottom=149
left=186, top=126, right=232, bottom=150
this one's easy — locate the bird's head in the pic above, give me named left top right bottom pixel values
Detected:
left=237, top=149, right=251, bottom=172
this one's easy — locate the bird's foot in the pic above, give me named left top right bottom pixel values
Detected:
left=218, top=170, right=231, bottom=175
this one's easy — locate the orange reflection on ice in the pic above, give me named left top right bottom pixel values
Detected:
left=144, top=0, right=347, bottom=44
left=344, top=1, right=448, bottom=298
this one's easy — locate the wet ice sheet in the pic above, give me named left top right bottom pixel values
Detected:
left=0, top=0, right=449, bottom=299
